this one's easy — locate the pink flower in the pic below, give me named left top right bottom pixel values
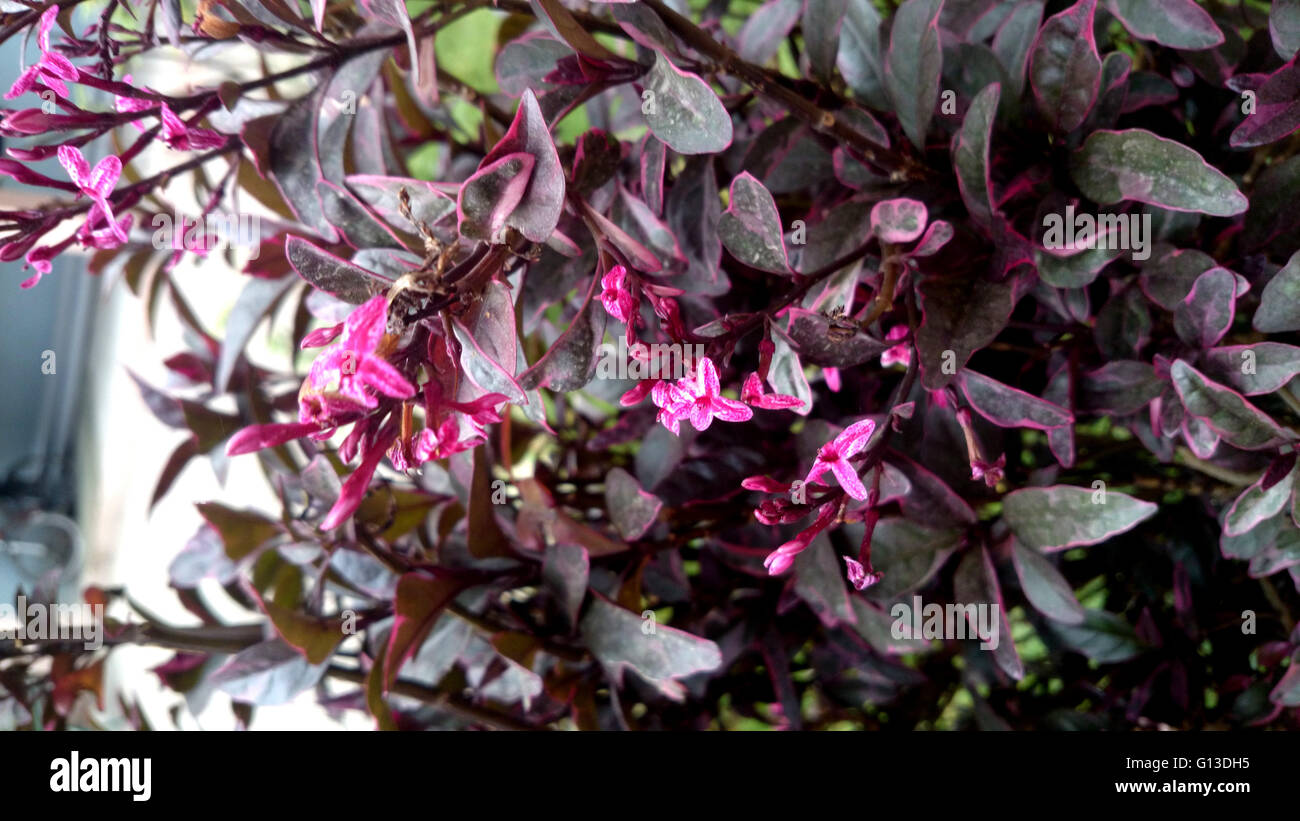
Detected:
left=599, top=264, right=636, bottom=323
left=301, top=323, right=343, bottom=348
left=227, top=420, right=324, bottom=456
left=412, top=417, right=483, bottom=463
left=322, top=424, right=399, bottom=530
left=158, top=103, right=226, bottom=150
left=823, top=366, right=841, bottom=392
left=843, top=557, right=883, bottom=591
left=115, top=81, right=225, bottom=149
left=443, top=393, right=508, bottom=428
left=113, top=75, right=155, bottom=123
left=298, top=295, right=416, bottom=426
left=76, top=211, right=133, bottom=249
left=654, top=357, right=753, bottom=434
left=804, top=418, right=877, bottom=500
left=741, top=475, right=792, bottom=493
left=880, top=324, right=910, bottom=367
left=956, top=407, right=1005, bottom=487
left=763, top=502, right=837, bottom=575
left=741, top=372, right=805, bottom=411
left=5, top=7, right=79, bottom=100
left=619, top=378, right=657, bottom=407
left=651, top=379, right=690, bottom=435
left=970, top=454, right=1006, bottom=488
left=58, top=146, right=128, bottom=244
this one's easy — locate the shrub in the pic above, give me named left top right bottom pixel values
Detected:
left=3, top=0, right=1300, bottom=730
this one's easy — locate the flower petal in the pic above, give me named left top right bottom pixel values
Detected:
left=712, top=396, right=754, bottom=423
left=57, top=145, right=90, bottom=188
left=835, top=418, right=877, bottom=458
left=36, top=6, right=59, bottom=52
left=830, top=459, right=868, bottom=500
left=5, top=66, right=41, bottom=99
left=358, top=355, right=415, bottom=398
left=321, top=427, right=398, bottom=530
left=688, top=400, right=713, bottom=431
left=301, top=323, right=343, bottom=348
left=86, top=154, right=121, bottom=197
left=696, top=356, right=720, bottom=397
left=43, top=52, right=79, bottom=82
left=227, top=420, right=321, bottom=455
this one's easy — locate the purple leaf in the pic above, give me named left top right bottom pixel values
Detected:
left=384, top=572, right=463, bottom=689
left=1048, top=610, right=1144, bottom=663
left=1229, top=53, right=1300, bottom=148
left=1201, top=343, right=1300, bottom=395
left=1173, top=266, right=1237, bottom=349
left=909, top=219, right=954, bottom=257
left=1169, top=359, right=1293, bottom=451
left=457, top=151, right=536, bottom=242
left=285, top=235, right=392, bottom=304
left=719, top=172, right=791, bottom=273
left=210, top=639, right=327, bottom=706
left=768, top=324, right=812, bottom=415
left=1253, top=250, right=1300, bottom=333
left=891, top=452, right=979, bottom=527
left=358, top=0, right=420, bottom=84
left=1078, top=361, right=1164, bottom=415
left=345, top=174, right=457, bottom=237
left=318, top=50, right=387, bottom=184
left=1029, top=0, right=1101, bottom=132
left=585, top=207, right=663, bottom=272
left=738, top=0, right=802, bottom=65
left=952, top=82, right=1000, bottom=229
left=269, top=86, right=336, bottom=241
left=870, top=197, right=928, bottom=244
left=992, top=1, right=1044, bottom=97
left=604, top=467, right=663, bottom=541
left=216, top=275, right=297, bottom=393
left=1036, top=243, right=1119, bottom=288
left=786, top=307, right=890, bottom=368
left=953, top=546, right=1023, bottom=679
left=1003, top=485, right=1157, bottom=551
left=452, top=281, right=527, bottom=404
left=1244, top=156, right=1300, bottom=254
left=1043, top=364, right=1077, bottom=467
left=519, top=273, right=606, bottom=392
left=609, top=2, right=678, bottom=54
left=542, top=542, right=589, bottom=628
left=640, top=135, right=667, bottom=215
left=1271, top=655, right=1300, bottom=706
left=531, top=0, right=621, bottom=61
left=1105, top=0, right=1224, bottom=51
left=1011, top=539, right=1085, bottom=624
left=915, top=272, right=1016, bottom=390
left=1070, top=129, right=1248, bottom=216
left=803, top=0, right=848, bottom=80
left=641, top=50, right=733, bottom=155
left=794, top=534, right=857, bottom=628
left=667, top=157, right=726, bottom=295
left=495, top=33, right=571, bottom=96
left=318, top=180, right=407, bottom=250
left=956, top=368, right=1073, bottom=430
left=1139, top=248, right=1217, bottom=310
left=1224, top=467, right=1296, bottom=537
left=1274, top=0, right=1300, bottom=60
left=580, top=593, right=722, bottom=702
left=885, top=0, right=944, bottom=150
left=472, top=89, right=565, bottom=243
left=838, top=0, right=888, bottom=108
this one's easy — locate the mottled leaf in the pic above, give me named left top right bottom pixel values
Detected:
left=1070, top=129, right=1248, bottom=216
left=1003, top=485, right=1157, bottom=551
